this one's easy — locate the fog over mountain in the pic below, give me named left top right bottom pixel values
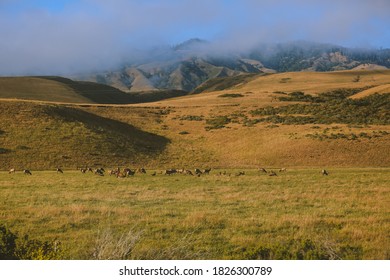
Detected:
left=70, top=39, right=390, bottom=92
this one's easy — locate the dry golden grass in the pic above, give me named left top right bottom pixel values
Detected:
left=0, top=169, right=389, bottom=259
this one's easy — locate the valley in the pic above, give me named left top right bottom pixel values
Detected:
left=0, top=69, right=389, bottom=260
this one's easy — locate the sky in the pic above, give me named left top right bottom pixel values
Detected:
left=0, top=0, right=389, bottom=75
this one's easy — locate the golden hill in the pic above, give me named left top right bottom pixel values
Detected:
left=0, top=76, right=140, bottom=104
left=0, top=76, right=187, bottom=104
left=0, top=70, right=389, bottom=169
left=237, top=69, right=390, bottom=95
left=0, top=101, right=169, bottom=169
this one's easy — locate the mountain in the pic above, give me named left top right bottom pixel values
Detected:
left=71, top=40, right=390, bottom=93
left=76, top=57, right=264, bottom=93
left=249, top=41, right=390, bottom=72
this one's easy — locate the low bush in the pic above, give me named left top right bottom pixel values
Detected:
left=179, top=115, right=204, bottom=121
left=205, top=116, right=231, bottom=130
left=179, top=131, right=190, bottom=135
left=0, top=224, right=63, bottom=260
left=218, top=93, right=244, bottom=98
left=0, top=148, right=11, bottom=154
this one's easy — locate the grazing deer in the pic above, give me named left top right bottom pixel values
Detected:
left=23, top=169, right=32, bottom=175
left=136, top=168, right=146, bottom=174
left=9, top=168, right=15, bottom=174
left=269, top=171, right=277, bottom=176
left=125, top=169, right=136, bottom=176
left=203, top=168, right=211, bottom=174
left=56, top=168, right=63, bottom=173
left=109, top=169, right=118, bottom=176
left=184, top=170, right=194, bottom=176
left=194, top=168, right=203, bottom=175
left=164, top=169, right=177, bottom=175
left=321, top=169, right=329, bottom=176
left=94, top=169, right=104, bottom=176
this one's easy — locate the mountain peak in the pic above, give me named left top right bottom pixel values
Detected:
left=173, top=38, right=208, bottom=51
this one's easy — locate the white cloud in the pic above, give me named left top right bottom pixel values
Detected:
left=0, top=0, right=389, bottom=75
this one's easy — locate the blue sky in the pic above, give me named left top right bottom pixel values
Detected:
left=1, top=0, right=389, bottom=74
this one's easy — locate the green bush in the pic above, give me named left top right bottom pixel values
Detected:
left=179, top=131, right=190, bottom=135
left=0, top=225, right=18, bottom=260
left=0, top=148, right=11, bottom=154
left=218, top=93, right=244, bottom=98
left=0, top=224, right=63, bottom=260
left=179, top=115, right=204, bottom=121
left=205, top=116, right=231, bottom=130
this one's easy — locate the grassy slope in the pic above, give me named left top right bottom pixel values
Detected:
left=0, top=101, right=169, bottom=170
left=0, top=77, right=92, bottom=103
left=134, top=69, right=390, bottom=168
left=1, top=69, right=389, bottom=169
left=0, top=76, right=189, bottom=104
left=238, top=69, right=390, bottom=95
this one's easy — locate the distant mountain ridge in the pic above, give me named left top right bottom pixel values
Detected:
left=72, top=40, right=390, bottom=93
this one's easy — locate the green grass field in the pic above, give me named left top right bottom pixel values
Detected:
left=1, top=168, right=389, bottom=259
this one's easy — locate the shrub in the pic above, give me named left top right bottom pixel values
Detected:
left=218, top=93, right=244, bottom=98
left=179, top=115, right=204, bottom=121
left=15, top=236, right=62, bottom=260
left=0, top=225, right=18, bottom=260
left=0, top=148, right=11, bottom=154
left=205, top=116, right=231, bottom=130
left=0, top=224, right=63, bottom=260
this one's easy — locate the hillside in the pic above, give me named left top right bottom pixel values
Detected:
left=0, top=76, right=187, bottom=104
left=1, top=70, right=389, bottom=169
left=132, top=69, right=390, bottom=168
left=0, top=101, right=169, bottom=169
left=0, top=77, right=92, bottom=103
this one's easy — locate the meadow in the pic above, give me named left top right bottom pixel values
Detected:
left=1, top=168, right=389, bottom=259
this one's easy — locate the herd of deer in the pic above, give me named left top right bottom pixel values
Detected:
left=6, top=167, right=330, bottom=176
